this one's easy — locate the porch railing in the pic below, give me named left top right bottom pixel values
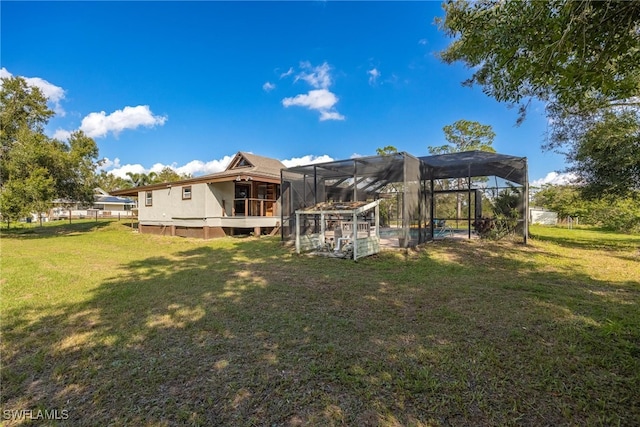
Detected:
left=232, top=198, right=277, bottom=217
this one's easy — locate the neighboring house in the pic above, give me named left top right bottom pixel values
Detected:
left=49, top=188, right=136, bottom=220
left=111, top=152, right=283, bottom=239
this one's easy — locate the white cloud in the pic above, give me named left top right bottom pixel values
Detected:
left=103, top=155, right=234, bottom=179
left=79, top=105, right=167, bottom=138
left=282, top=88, right=344, bottom=121
left=1, top=67, right=66, bottom=116
left=263, top=82, right=276, bottom=92
left=52, top=129, right=72, bottom=141
left=295, top=61, right=332, bottom=89
left=318, top=110, right=345, bottom=121
left=149, top=163, right=169, bottom=174
left=174, top=156, right=234, bottom=176
left=279, top=61, right=344, bottom=121
left=531, top=172, right=578, bottom=188
left=280, top=67, right=294, bottom=78
left=418, top=38, right=428, bottom=45
left=98, top=157, right=121, bottom=171
left=350, top=153, right=364, bottom=159
left=282, top=89, right=338, bottom=110
left=107, top=163, right=147, bottom=179
left=281, top=154, right=334, bottom=168
left=367, top=67, right=380, bottom=85
left=2, top=68, right=167, bottom=138
left=104, top=153, right=341, bottom=179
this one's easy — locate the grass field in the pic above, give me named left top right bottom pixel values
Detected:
left=1, top=221, right=639, bottom=426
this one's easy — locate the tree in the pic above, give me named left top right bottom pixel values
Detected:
left=376, top=145, right=399, bottom=156
left=155, top=166, right=191, bottom=183
left=25, top=168, right=56, bottom=226
left=477, top=184, right=522, bottom=239
left=438, top=1, right=639, bottom=118
left=429, top=119, right=496, bottom=224
left=0, top=76, right=99, bottom=225
left=4, top=128, right=61, bottom=225
left=95, top=171, right=133, bottom=193
left=125, top=171, right=157, bottom=187
left=58, top=131, right=100, bottom=205
left=0, top=76, right=54, bottom=184
left=531, top=184, right=587, bottom=220
left=429, top=119, right=496, bottom=155
left=437, top=0, right=640, bottom=197
left=0, top=180, right=30, bottom=227
left=532, top=184, right=640, bottom=232
left=568, top=111, right=640, bottom=198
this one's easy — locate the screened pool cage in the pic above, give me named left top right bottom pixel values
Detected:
left=281, top=151, right=528, bottom=259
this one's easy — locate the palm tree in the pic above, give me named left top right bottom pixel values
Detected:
left=140, top=172, right=157, bottom=186
left=125, top=172, right=142, bottom=187
left=126, top=171, right=158, bottom=187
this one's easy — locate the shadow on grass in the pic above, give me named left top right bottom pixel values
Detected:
left=0, top=220, right=125, bottom=240
left=2, top=235, right=639, bottom=426
left=529, top=226, right=640, bottom=252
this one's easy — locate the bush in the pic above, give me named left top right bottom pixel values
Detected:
left=475, top=186, right=521, bottom=239
left=585, top=197, right=640, bottom=233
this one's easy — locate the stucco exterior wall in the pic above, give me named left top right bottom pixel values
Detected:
left=174, top=184, right=207, bottom=218
left=209, top=182, right=234, bottom=217
left=137, top=181, right=280, bottom=234
left=138, top=187, right=171, bottom=222
left=139, top=183, right=210, bottom=222
left=138, top=182, right=240, bottom=223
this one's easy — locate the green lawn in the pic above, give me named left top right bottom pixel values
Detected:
left=1, top=221, right=639, bottom=426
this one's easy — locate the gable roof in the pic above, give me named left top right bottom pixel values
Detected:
left=110, top=151, right=285, bottom=197
left=223, top=152, right=285, bottom=179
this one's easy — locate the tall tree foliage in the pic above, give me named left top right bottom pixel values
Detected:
left=376, top=145, right=399, bottom=156
left=429, top=119, right=496, bottom=155
left=95, top=171, right=133, bottom=193
left=0, top=77, right=54, bottom=184
left=533, top=184, right=640, bottom=232
left=95, top=167, right=190, bottom=193
left=0, top=76, right=99, bottom=225
left=155, top=166, right=191, bottom=183
left=438, top=0, right=640, bottom=197
left=568, top=111, right=640, bottom=197
left=125, top=171, right=157, bottom=187
left=428, top=120, right=496, bottom=222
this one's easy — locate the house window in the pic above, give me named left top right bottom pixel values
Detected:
left=145, top=191, right=153, bottom=206
left=182, top=186, right=192, bottom=200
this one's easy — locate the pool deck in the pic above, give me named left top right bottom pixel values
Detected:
left=378, top=228, right=479, bottom=249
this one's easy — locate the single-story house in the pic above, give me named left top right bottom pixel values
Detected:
left=111, top=152, right=283, bottom=238
left=49, top=188, right=136, bottom=220
left=111, top=149, right=528, bottom=248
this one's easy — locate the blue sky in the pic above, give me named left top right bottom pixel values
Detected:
left=2, top=1, right=572, bottom=186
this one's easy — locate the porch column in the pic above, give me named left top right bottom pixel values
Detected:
left=352, top=210, right=358, bottom=260
left=295, top=212, right=301, bottom=254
